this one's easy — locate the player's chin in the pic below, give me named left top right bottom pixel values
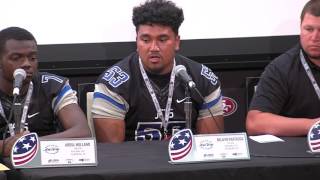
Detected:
left=149, top=66, right=165, bottom=74
left=24, top=76, right=33, bottom=84
left=307, top=52, right=320, bottom=60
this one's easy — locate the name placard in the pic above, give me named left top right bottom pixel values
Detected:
left=193, top=133, right=250, bottom=162
left=11, top=133, right=97, bottom=169
left=40, top=139, right=97, bottom=166
left=168, top=129, right=250, bottom=164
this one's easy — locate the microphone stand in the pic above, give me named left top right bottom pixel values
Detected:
left=12, top=95, right=23, bottom=135
left=184, top=85, right=192, bottom=129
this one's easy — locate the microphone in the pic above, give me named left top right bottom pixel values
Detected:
left=175, top=65, right=223, bottom=133
left=12, top=68, right=26, bottom=96
left=174, top=65, right=196, bottom=89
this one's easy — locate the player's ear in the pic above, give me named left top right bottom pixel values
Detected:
left=0, top=54, right=2, bottom=68
left=175, top=35, right=180, bottom=51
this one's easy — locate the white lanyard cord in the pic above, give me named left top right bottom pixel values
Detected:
left=300, top=50, right=320, bottom=100
left=20, top=81, right=33, bottom=128
left=138, top=58, right=176, bottom=134
left=0, top=81, right=33, bottom=135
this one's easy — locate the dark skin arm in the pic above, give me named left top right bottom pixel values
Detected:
left=94, top=118, right=125, bottom=143
left=197, top=115, right=224, bottom=134
left=43, top=103, right=91, bottom=139
left=0, top=103, right=91, bottom=157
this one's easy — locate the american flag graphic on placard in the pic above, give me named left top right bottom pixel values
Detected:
left=169, top=129, right=193, bottom=161
left=11, top=133, right=39, bottom=166
left=308, top=122, right=320, bottom=152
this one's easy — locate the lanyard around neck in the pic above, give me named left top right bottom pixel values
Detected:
left=0, top=81, right=33, bottom=124
left=20, top=81, right=33, bottom=128
left=0, top=100, right=6, bottom=123
left=300, top=50, right=320, bottom=101
left=138, top=58, right=176, bottom=134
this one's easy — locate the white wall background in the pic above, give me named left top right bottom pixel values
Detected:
left=0, top=0, right=309, bottom=45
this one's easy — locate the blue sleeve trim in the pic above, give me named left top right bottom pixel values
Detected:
left=53, top=84, right=72, bottom=109
left=93, top=92, right=126, bottom=111
left=200, top=94, right=222, bottom=110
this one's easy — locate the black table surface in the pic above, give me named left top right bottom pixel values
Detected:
left=0, top=172, right=5, bottom=180
left=5, top=137, right=320, bottom=180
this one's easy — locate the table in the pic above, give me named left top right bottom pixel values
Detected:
left=0, top=172, right=5, bottom=180
left=5, top=137, right=320, bottom=180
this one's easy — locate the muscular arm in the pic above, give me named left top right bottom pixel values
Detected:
left=197, top=84, right=224, bottom=134
left=94, top=118, right=125, bottom=143
left=197, top=115, right=224, bottom=134
left=91, top=83, right=128, bottom=143
left=246, top=110, right=319, bottom=136
left=43, top=104, right=91, bottom=139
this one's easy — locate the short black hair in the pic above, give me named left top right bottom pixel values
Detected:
left=132, top=0, right=184, bottom=34
left=301, top=0, right=320, bottom=22
left=0, top=27, right=37, bottom=56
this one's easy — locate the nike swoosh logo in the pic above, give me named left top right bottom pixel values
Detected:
left=176, top=97, right=187, bottom=103
left=27, top=112, right=40, bottom=118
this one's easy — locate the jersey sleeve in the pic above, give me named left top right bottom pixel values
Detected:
left=52, top=81, right=78, bottom=114
left=198, top=86, right=223, bottom=120
left=194, top=64, right=223, bottom=119
left=91, top=83, right=129, bottom=120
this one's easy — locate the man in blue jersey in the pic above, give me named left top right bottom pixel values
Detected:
left=92, top=0, right=224, bottom=142
left=0, top=27, right=91, bottom=156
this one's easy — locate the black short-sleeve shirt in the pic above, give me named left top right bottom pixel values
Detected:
left=249, top=44, right=320, bottom=118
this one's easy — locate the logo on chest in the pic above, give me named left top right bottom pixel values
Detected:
left=176, top=97, right=188, bottom=104
left=27, top=112, right=40, bottom=119
left=154, top=108, right=174, bottom=120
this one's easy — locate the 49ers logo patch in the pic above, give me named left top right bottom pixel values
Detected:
left=222, top=96, right=238, bottom=116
